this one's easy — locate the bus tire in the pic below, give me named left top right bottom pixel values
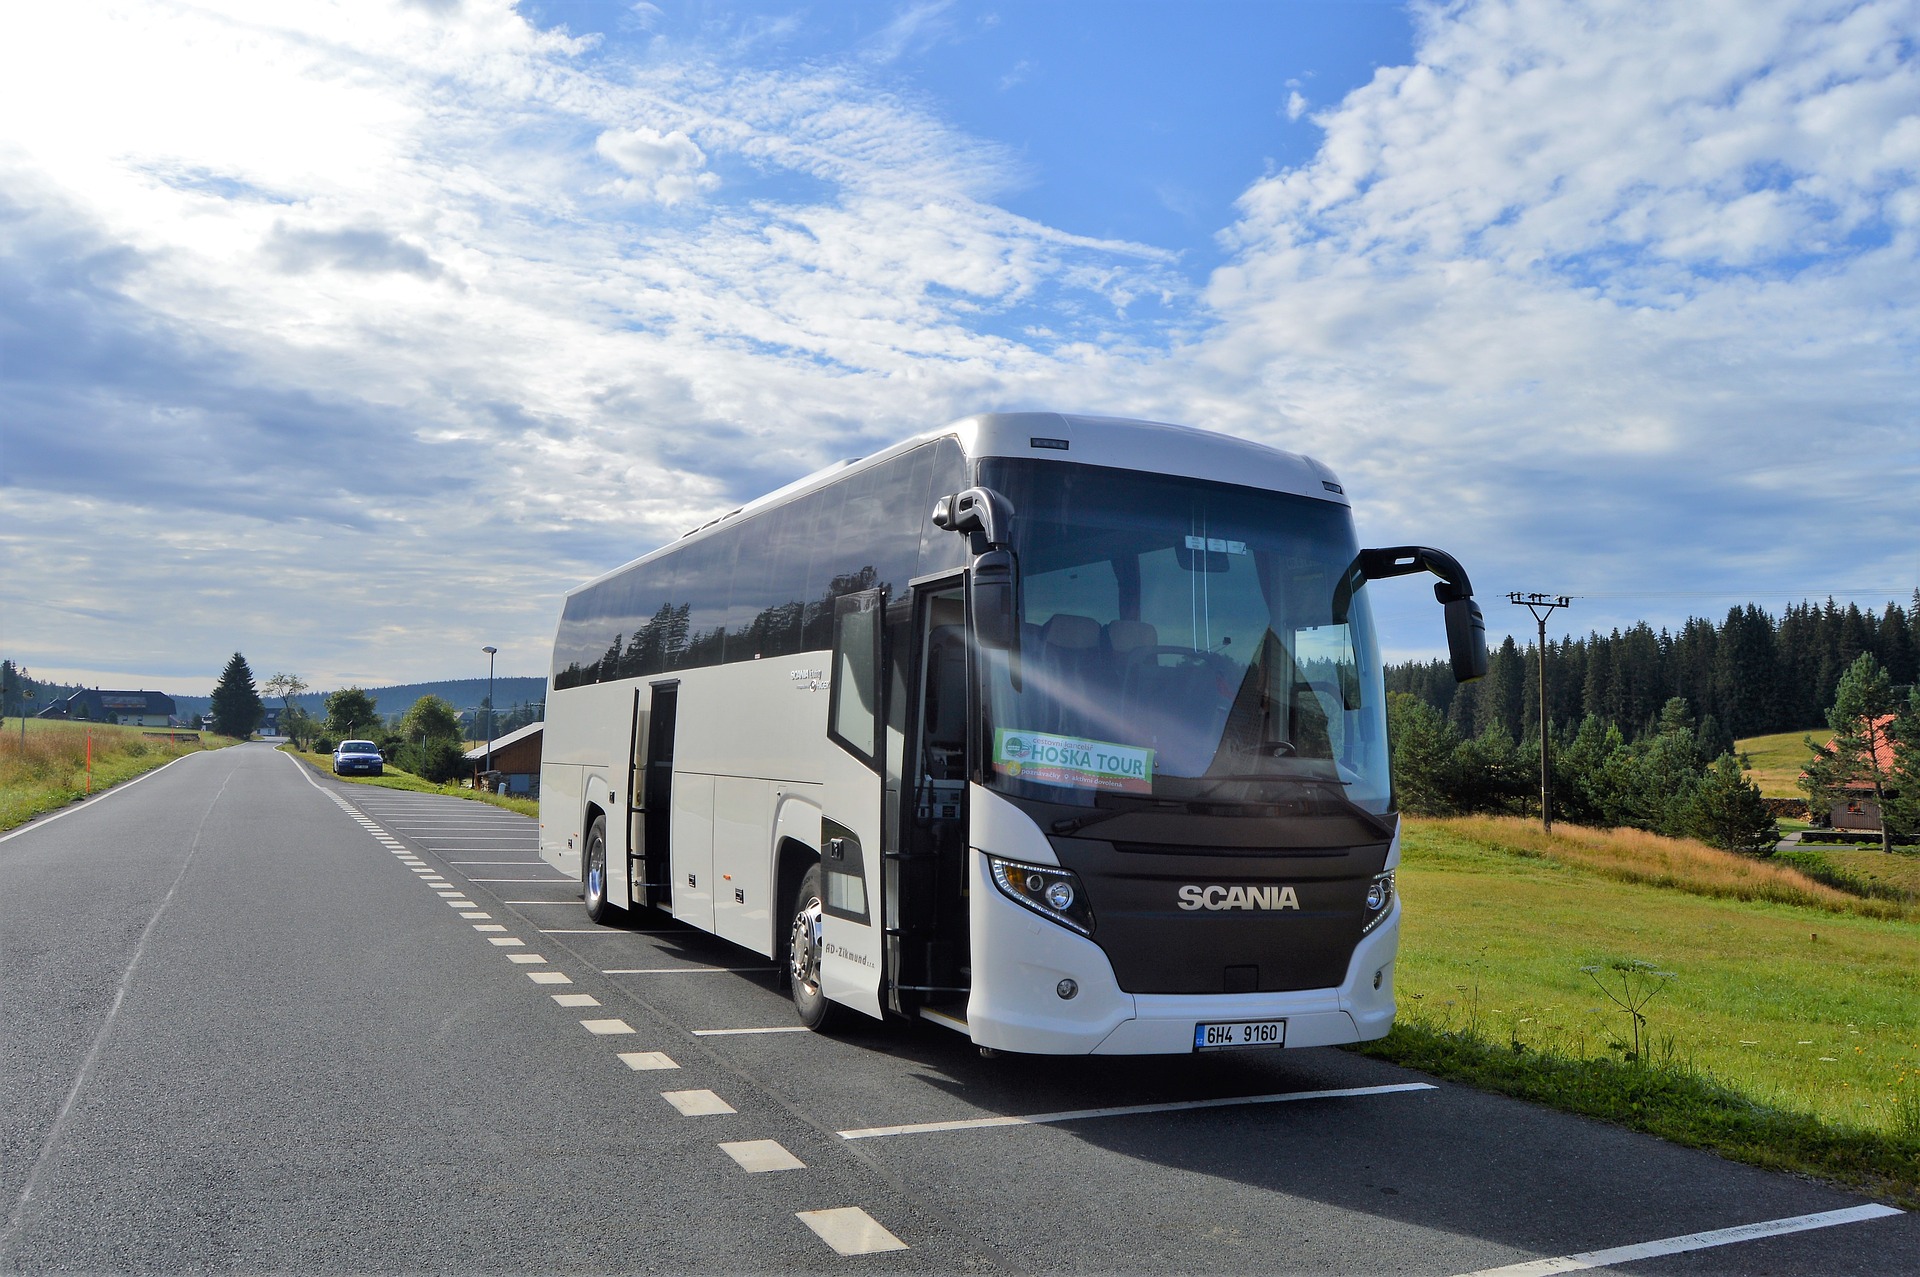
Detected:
left=582, top=816, right=624, bottom=925
left=787, top=864, right=838, bottom=1031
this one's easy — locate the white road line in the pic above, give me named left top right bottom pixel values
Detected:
left=661, top=1089, right=735, bottom=1116
left=448, top=860, right=544, bottom=865
left=459, top=912, right=492, bottom=919
left=528, top=971, right=572, bottom=985
left=0, top=748, right=204, bottom=846
left=580, top=1018, right=636, bottom=1035
left=618, top=1051, right=679, bottom=1071
left=469, top=878, right=571, bottom=883
left=719, top=1139, right=804, bottom=1173
left=602, top=967, right=776, bottom=975
left=795, top=1208, right=907, bottom=1256
left=500, top=900, right=571, bottom=905
left=507, top=954, right=548, bottom=964
left=538, top=928, right=639, bottom=935
left=692, top=1026, right=810, bottom=1037
left=551, top=993, right=601, bottom=1008
left=838, top=1082, right=1438, bottom=1140
left=473, top=924, right=507, bottom=932
left=1452, top=1204, right=1904, bottom=1276
left=488, top=937, right=526, bottom=947
left=445, top=900, right=478, bottom=908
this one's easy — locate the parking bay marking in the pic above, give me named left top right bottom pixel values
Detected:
left=693, top=1026, right=810, bottom=1037
left=1452, top=1203, right=1903, bottom=1276
left=603, top=966, right=777, bottom=975
left=795, top=1208, right=907, bottom=1256
left=837, top=1082, right=1437, bottom=1140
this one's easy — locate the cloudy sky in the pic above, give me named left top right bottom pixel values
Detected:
left=2, top=0, right=1916, bottom=694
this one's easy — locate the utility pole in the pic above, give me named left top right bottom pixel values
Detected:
left=482, top=646, right=498, bottom=777
left=1508, top=592, right=1572, bottom=831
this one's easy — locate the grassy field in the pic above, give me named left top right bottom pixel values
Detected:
left=1777, top=847, right=1920, bottom=906
left=281, top=745, right=538, bottom=818
left=0, top=718, right=238, bottom=831
left=1360, top=816, right=1920, bottom=1202
left=1738, top=727, right=1829, bottom=798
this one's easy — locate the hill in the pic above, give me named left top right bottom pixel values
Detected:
left=176, top=677, right=549, bottom=726
left=1737, top=728, right=1830, bottom=799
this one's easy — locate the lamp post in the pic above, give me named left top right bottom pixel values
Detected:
left=482, top=646, right=498, bottom=775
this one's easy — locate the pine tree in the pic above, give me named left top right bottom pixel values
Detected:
left=1803, top=653, right=1900, bottom=853
left=1688, top=754, right=1779, bottom=856
left=210, top=653, right=264, bottom=739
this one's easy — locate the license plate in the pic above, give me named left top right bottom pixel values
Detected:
left=1194, top=1019, right=1286, bottom=1050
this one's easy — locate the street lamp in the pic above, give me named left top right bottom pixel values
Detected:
left=482, top=646, right=498, bottom=775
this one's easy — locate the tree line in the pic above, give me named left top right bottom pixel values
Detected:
left=1387, top=594, right=1920, bottom=746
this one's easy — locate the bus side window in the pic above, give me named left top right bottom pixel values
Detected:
left=829, top=590, right=884, bottom=768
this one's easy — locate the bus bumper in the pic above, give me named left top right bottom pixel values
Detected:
left=965, top=849, right=1399, bottom=1056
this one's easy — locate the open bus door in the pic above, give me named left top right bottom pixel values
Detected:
left=807, top=589, right=888, bottom=1021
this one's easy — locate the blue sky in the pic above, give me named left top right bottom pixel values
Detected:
left=1, top=0, right=1916, bottom=693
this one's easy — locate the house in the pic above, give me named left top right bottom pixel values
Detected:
left=37, top=689, right=178, bottom=727
left=1806, top=714, right=1897, bottom=832
left=463, top=721, right=542, bottom=796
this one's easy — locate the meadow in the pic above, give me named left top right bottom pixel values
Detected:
left=1362, top=816, right=1920, bottom=1203
left=1738, top=728, right=1829, bottom=798
left=0, top=718, right=235, bottom=831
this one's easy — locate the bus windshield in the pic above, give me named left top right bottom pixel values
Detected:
left=975, top=459, right=1391, bottom=816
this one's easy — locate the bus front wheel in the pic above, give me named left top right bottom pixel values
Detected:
left=582, top=816, right=624, bottom=925
left=787, top=865, right=838, bottom=1031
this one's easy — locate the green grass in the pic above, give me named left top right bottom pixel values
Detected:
left=1777, top=848, right=1920, bottom=906
left=1355, top=817, right=1920, bottom=1204
left=1738, top=727, right=1830, bottom=798
left=1, top=718, right=238, bottom=831
left=280, top=745, right=537, bottom=818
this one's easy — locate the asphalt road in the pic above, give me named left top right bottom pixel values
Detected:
left=1, top=742, right=1910, bottom=1274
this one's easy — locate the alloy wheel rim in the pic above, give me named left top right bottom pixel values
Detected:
left=789, top=896, right=824, bottom=994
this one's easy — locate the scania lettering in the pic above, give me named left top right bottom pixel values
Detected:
left=539, top=413, right=1486, bottom=1054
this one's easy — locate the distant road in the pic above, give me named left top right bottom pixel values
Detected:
left=1, top=743, right=1909, bottom=1272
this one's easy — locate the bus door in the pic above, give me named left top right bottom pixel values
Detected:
left=817, top=589, right=888, bottom=1019
left=632, top=681, right=676, bottom=910
left=885, top=579, right=971, bottom=1016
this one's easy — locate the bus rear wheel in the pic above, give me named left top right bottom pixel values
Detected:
left=787, top=865, right=838, bottom=1031
left=582, top=816, right=624, bottom=925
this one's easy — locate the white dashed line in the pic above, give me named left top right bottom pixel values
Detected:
left=1452, top=1204, right=1904, bottom=1276
left=449, top=860, right=545, bottom=865
left=692, top=1026, right=809, bottom=1037
left=795, top=1207, right=906, bottom=1255
left=837, top=1082, right=1438, bottom=1140
left=528, top=971, right=572, bottom=985
left=469, top=878, right=572, bottom=883
left=580, top=1018, right=635, bottom=1035
left=459, top=912, right=492, bottom=919
left=719, top=1139, right=804, bottom=1173
left=507, top=954, right=548, bottom=964
left=551, top=993, right=601, bottom=1007
left=473, top=924, right=507, bottom=932
left=618, top=1051, right=679, bottom=1071
left=488, top=938, right=526, bottom=947
left=661, top=1089, right=735, bottom=1116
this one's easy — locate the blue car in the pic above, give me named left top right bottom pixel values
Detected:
left=332, top=740, right=384, bottom=776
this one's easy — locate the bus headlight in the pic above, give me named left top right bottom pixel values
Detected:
left=1361, top=870, right=1395, bottom=934
left=987, top=855, right=1095, bottom=936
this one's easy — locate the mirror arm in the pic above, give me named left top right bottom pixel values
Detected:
left=1335, top=546, right=1488, bottom=684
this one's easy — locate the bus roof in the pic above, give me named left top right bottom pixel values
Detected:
left=566, top=413, right=1346, bottom=599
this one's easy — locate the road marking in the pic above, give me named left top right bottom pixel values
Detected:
left=618, top=1051, right=680, bottom=1071
left=469, top=878, right=571, bottom=883
left=446, top=900, right=478, bottom=908
left=551, top=993, right=601, bottom=1007
left=661, top=1089, right=735, bottom=1116
left=692, top=1026, right=810, bottom=1037
left=838, top=1082, right=1438, bottom=1140
left=795, top=1208, right=907, bottom=1255
left=508, top=953, right=548, bottom=964
left=500, top=900, right=573, bottom=905
left=1452, top=1204, right=1904, bottom=1276
left=603, top=966, right=776, bottom=975
left=473, top=924, right=507, bottom=933
left=460, top=911, right=492, bottom=919
left=488, top=937, right=526, bottom=947
left=449, top=860, right=545, bottom=865
left=720, top=1139, right=804, bottom=1173
left=528, top=971, right=572, bottom=985
left=538, top=928, right=637, bottom=935
left=580, top=1018, right=636, bottom=1035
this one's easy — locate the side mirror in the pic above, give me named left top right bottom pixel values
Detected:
left=970, top=549, right=1020, bottom=652
left=1444, top=596, right=1488, bottom=682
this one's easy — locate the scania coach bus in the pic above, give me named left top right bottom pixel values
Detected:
left=539, top=412, right=1486, bottom=1054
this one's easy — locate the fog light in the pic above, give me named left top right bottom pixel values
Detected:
left=1045, top=880, right=1075, bottom=910
left=1056, top=978, right=1078, bottom=1000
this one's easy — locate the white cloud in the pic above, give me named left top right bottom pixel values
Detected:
left=594, top=125, right=719, bottom=204
left=1285, top=90, right=1308, bottom=122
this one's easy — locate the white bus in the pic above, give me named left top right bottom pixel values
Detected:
left=539, top=412, right=1486, bottom=1054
